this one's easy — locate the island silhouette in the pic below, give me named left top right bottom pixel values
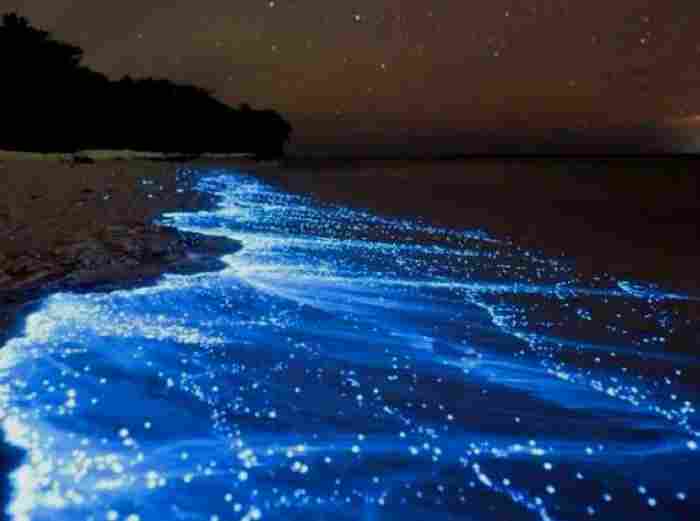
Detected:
left=0, top=13, right=292, bottom=159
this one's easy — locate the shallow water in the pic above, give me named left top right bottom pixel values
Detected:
left=1, top=168, right=699, bottom=521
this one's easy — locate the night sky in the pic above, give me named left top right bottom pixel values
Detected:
left=5, top=1, right=700, bottom=149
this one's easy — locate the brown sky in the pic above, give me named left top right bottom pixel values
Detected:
left=5, top=1, right=700, bottom=147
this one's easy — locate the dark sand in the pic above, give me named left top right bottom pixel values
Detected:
left=0, top=158, right=242, bottom=343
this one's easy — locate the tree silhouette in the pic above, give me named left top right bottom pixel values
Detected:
left=0, top=13, right=292, bottom=156
left=1, top=13, right=83, bottom=68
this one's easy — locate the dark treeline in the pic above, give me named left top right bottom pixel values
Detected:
left=0, top=13, right=292, bottom=157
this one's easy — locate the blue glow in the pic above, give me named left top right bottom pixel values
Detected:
left=1, top=169, right=699, bottom=521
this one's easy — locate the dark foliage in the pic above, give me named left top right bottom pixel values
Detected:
left=0, top=13, right=292, bottom=157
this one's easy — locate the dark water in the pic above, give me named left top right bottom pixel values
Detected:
left=1, top=167, right=699, bottom=521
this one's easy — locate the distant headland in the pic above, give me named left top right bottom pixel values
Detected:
left=0, top=13, right=292, bottom=159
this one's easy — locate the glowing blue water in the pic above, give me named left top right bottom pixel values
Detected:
left=1, top=169, right=699, bottom=521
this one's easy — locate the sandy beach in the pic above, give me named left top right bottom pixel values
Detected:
left=3, top=155, right=699, bottom=339
left=0, top=157, right=242, bottom=343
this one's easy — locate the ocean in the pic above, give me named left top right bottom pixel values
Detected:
left=1, top=164, right=699, bottom=521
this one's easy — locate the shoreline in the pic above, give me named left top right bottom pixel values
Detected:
left=0, top=158, right=250, bottom=343
left=0, top=158, right=243, bottom=521
left=253, top=157, right=700, bottom=295
left=1, top=155, right=699, bottom=521
left=0, top=230, right=241, bottom=344
left=0, top=233, right=242, bottom=521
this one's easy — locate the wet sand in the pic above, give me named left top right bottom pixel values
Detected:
left=0, top=158, right=242, bottom=343
left=3, top=155, right=697, bottom=337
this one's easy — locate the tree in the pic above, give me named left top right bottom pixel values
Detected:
left=0, top=12, right=292, bottom=156
left=1, top=13, right=83, bottom=72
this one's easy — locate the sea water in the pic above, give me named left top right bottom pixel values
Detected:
left=1, top=168, right=699, bottom=521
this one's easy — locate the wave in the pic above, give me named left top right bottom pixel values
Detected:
left=1, top=167, right=699, bottom=521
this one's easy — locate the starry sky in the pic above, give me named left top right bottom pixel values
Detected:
left=5, top=1, right=700, bottom=151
